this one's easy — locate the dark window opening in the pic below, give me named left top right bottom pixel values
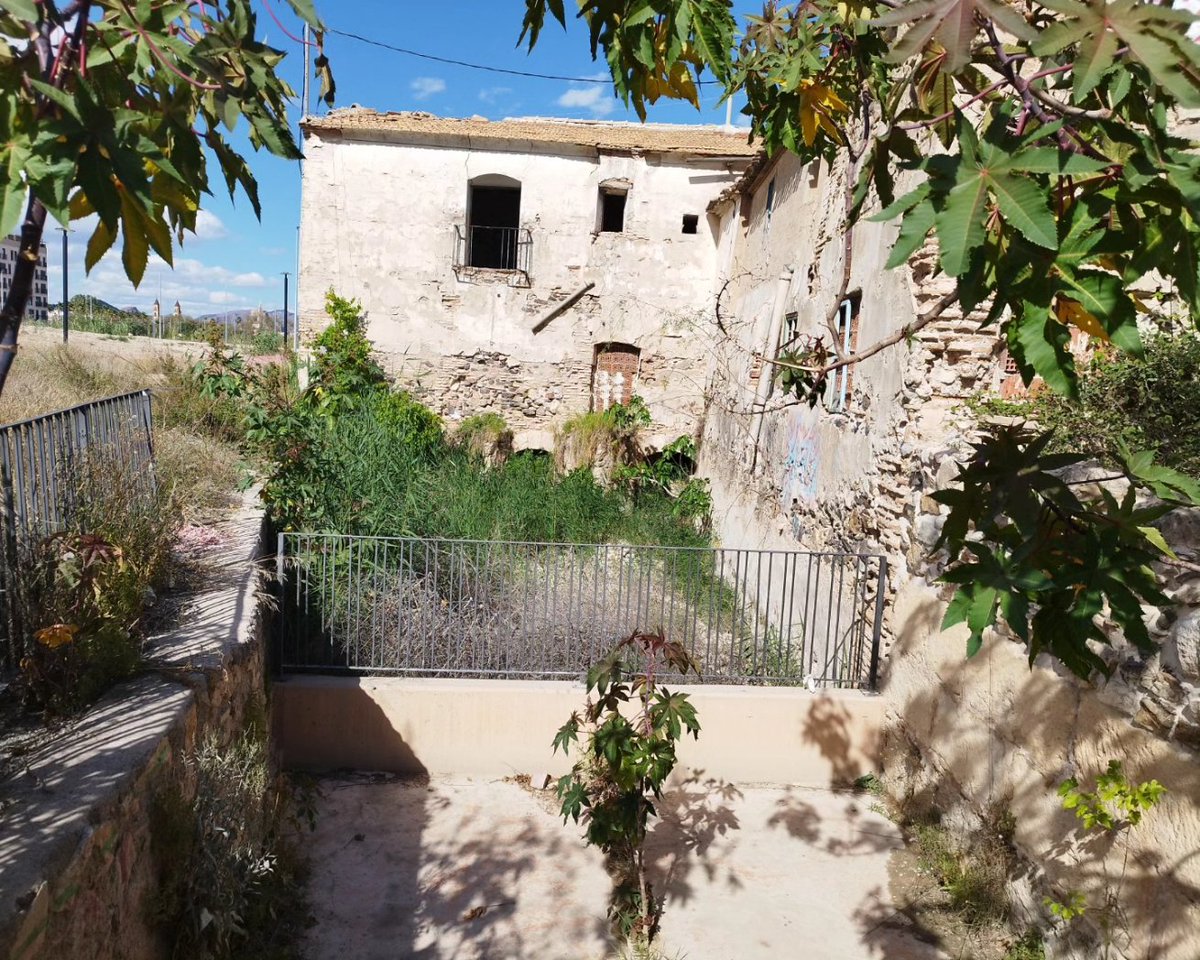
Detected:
left=600, top=191, right=627, bottom=233
left=782, top=311, right=799, bottom=348
left=467, top=181, right=521, bottom=269
left=765, top=178, right=777, bottom=224
left=682, top=214, right=699, bottom=235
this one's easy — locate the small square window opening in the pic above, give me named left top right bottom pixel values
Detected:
left=600, top=191, right=627, bottom=233
left=682, top=214, right=699, bottom=234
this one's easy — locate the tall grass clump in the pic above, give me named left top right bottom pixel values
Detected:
left=244, top=291, right=710, bottom=546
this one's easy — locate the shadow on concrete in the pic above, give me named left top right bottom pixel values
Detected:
left=645, top=770, right=744, bottom=905
left=853, top=885, right=948, bottom=960
left=299, top=694, right=608, bottom=959
left=800, top=694, right=876, bottom=788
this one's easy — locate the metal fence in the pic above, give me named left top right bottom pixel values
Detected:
left=277, top=534, right=888, bottom=690
left=0, top=390, right=156, bottom=669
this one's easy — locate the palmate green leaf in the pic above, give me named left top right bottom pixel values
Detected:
left=283, top=0, right=324, bottom=29
left=1008, top=303, right=1077, bottom=396
left=1055, top=269, right=1142, bottom=354
left=0, top=123, right=27, bottom=239
left=1036, top=0, right=1200, bottom=107
left=1119, top=445, right=1200, bottom=504
left=988, top=173, right=1057, bottom=250
left=871, top=0, right=1035, bottom=72
left=886, top=195, right=935, bottom=269
left=935, top=165, right=988, bottom=277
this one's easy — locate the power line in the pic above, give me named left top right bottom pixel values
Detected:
left=324, top=26, right=721, bottom=86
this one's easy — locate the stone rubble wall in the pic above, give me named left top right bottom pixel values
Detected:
left=700, top=148, right=1200, bottom=958
left=0, top=492, right=270, bottom=960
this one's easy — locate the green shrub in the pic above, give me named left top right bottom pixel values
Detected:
left=307, top=291, right=387, bottom=411
left=369, top=389, right=444, bottom=460
left=13, top=449, right=179, bottom=714
left=152, top=726, right=312, bottom=960
left=972, top=330, right=1200, bottom=478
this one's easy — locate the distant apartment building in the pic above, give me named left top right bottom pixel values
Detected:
left=0, top=235, right=49, bottom=324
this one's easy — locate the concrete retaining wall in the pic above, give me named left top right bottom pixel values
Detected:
left=271, top=675, right=885, bottom=788
left=0, top=493, right=269, bottom=960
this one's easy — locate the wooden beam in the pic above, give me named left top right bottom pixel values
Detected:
left=531, top=281, right=596, bottom=334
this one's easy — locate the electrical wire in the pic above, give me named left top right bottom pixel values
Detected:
left=324, top=26, right=721, bottom=86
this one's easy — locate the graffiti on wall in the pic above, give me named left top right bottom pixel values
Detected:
left=779, top=410, right=819, bottom=518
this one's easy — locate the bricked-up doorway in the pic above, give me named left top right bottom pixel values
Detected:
left=592, top=342, right=640, bottom=410
left=467, top=175, right=521, bottom=270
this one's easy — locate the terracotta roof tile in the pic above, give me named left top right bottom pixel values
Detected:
left=302, top=109, right=761, bottom=158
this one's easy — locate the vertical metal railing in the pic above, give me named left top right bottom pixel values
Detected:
left=277, top=534, right=888, bottom=690
left=0, top=390, right=156, bottom=670
left=453, top=224, right=533, bottom=276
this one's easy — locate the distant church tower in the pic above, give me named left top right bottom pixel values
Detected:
left=173, top=300, right=183, bottom=319
left=152, top=299, right=161, bottom=336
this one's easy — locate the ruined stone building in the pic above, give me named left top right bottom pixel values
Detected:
left=298, top=110, right=757, bottom=448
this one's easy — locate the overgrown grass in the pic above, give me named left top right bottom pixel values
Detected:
left=291, top=403, right=708, bottom=549
left=0, top=337, right=243, bottom=523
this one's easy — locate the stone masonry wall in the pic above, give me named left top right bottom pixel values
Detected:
left=0, top=493, right=270, bottom=960
left=701, top=148, right=1200, bottom=958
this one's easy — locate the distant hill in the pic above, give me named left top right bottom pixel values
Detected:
left=47, top=294, right=125, bottom=315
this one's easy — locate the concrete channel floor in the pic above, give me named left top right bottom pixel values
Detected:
left=302, top=773, right=947, bottom=960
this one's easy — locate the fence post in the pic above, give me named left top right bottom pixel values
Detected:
left=867, top=557, right=888, bottom=691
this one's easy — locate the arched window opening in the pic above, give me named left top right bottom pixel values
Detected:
left=467, top=175, right=521, bottom=269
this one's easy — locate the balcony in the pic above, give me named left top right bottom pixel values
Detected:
left=453, top=224, right=532, bottom=284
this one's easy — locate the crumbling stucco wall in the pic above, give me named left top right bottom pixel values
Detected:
left=697, top=142, right=1200, bottom=958
left=299, top=127, right=747, bottom=444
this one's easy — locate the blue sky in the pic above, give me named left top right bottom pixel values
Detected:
left=51, top=1, right=748, bottom=317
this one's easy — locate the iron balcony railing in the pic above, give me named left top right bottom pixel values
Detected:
left=453, top=224, right=533, bottom=276
left=276, top=534, right=888, bottom=690
left=0, top=390, right=156, bottom=670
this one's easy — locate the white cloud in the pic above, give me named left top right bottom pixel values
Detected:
left=556, top=74, right=616, bottom=117
left=410, top=76, right=447, bottom=100
left=192, top=209, right=228, bottom=241
left=43, top=214, right=277, bottom=316
left=479, top=86, right=512, bottom=104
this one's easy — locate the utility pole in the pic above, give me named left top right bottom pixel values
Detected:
left=58, top=226, right=70, bottom=342
left=281, top=272, right=290, bottom=343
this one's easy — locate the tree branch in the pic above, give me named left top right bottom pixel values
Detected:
left=760, top=284, right=960, bottom=378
